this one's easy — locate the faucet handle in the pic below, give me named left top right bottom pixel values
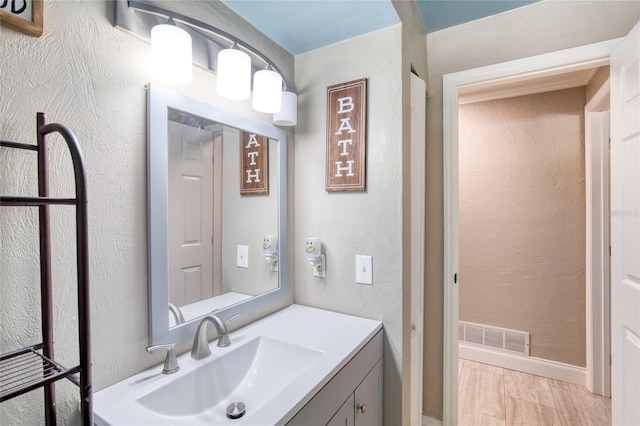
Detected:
left=147, top=344, right=180, bottom=375
left=217, top=314, right=239, bottom=348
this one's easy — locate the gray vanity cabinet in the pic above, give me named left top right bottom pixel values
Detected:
left=354, top=358, right=383, bottom=425
left=287, top=330, right=383, bottom=426
left=327, top=358, right=383, bottom=426
left=327, top=394, right=354, bottom=426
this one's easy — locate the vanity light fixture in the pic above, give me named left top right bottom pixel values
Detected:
left=273, top=90, right=298, bottom=126
left=216, top=44, right=251, bottom=100
left=118, top=0, right=298, bottom=126
left=150, top=18, right=192, bottom=85
left=252, top=66, right=283, bottom=113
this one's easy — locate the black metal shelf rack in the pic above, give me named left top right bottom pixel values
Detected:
left=0, top=113, right=92, bottom=425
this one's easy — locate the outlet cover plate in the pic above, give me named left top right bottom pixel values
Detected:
left=356, top=255, right=373, bottom=285
left=237, top=245, right=249, bottom=268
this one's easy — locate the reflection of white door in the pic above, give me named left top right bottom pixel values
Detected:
left=168, top=122, right=214, bottom=306
left=610, top=21, right=640, bottom=426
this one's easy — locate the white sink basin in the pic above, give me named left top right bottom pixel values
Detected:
left=136, top=336, right=322, bottom=419
left=94, top=305, right=382, bottom=425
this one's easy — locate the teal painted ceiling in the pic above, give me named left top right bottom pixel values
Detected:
left=223, top=0, right=538, bottom=55
left=417, top=0, right=538, bottom=33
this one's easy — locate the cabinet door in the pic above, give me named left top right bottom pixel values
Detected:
left=327, top=394, right=355, bottom=426
left=355, top=359, right=383, bottom=426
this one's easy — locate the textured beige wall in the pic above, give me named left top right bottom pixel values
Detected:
left=459, top=87, right=586, bottom=367
left=294, top=25, right=404, bottom=425
left=0, top=1, right=293, bottom=424
left=424, top=1, right=640, bottom=419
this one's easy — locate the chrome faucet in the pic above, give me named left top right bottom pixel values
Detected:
left=190, top=314, right=238, bottom=360
left=169, top=303, right=185, bottom=325
left=146, top=343, right=180, bottom=375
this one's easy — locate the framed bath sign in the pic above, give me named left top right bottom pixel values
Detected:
left=240, top=131, right=269, bottom=195
left=326, top=78, right=367, bottom=192
left=0, top=0, right=43, bottom=37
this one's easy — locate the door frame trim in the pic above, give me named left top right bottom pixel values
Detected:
left=442, top=38, right=621, bottom=424
left=585, top=86, right=611, bottom=397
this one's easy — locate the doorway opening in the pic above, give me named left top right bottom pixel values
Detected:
left=442, top=38, right=621, bottom=425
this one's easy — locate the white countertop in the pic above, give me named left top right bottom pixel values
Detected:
left=94, top=304, right=382, bottom=426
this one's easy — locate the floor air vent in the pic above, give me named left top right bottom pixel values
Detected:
left=459, top=321, right=530, bottom=356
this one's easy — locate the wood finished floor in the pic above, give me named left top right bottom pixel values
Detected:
left=458, top=358, right=611, bottom=426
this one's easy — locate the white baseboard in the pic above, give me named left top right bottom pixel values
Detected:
left=422, top=415, right=443, bottom=426
left=459, top=344, right=586, bottom=386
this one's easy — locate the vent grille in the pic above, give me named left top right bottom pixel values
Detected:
left=465, top=324, right=484, bottom=345
left=459, top=321, right=530, bottom=356
left=505, top=331, right=527, bottom=353
left=484, top=328, right=504, bottom=348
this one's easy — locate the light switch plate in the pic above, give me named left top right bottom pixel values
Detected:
left=237, top=245, right=249, bottom=268
left=356, top=255, right=373, bottom=285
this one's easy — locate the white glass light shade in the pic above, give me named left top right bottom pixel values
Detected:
left=273, top=91, right=297, bottom=126
left=216, top=49, right=251, bottom=100
left=252, top=70, right=283, bottom=113
left=151, top=24, right=192, bottom=85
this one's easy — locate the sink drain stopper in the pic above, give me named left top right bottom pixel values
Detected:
left=226, top=402, right=246, bottom=419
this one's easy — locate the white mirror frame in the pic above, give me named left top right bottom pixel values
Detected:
left=147, top=83, right=288, bottom=345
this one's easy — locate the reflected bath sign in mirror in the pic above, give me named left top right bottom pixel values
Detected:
left=147, top=84, right=288, bottom=345
left=240, top=131, right=269, bottom=195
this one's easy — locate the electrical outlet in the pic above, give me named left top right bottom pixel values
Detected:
left=356, top=255, right=373, bottom=285
left=237, top=245, right=249, bottom=268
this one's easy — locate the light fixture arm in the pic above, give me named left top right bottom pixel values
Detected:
left=119, top=0, right=289, bottom=88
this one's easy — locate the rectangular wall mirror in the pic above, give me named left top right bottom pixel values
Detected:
left=147, top=84, right=288, bottom=345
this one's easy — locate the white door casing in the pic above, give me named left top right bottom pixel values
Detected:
left=585, top=85, right=611, bottom=396
left=168, top=122, right=215, bottom=307
left=409, top=72, right=425, bottom=426
left=610, top=21, right=640, bottom=426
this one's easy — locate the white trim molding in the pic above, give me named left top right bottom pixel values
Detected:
left=459, top=345, right=587, bottom=386
left=585, top=83, right=611, bottom=397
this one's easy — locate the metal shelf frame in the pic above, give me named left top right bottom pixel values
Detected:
left=0, top=113, right=92, bottom=425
